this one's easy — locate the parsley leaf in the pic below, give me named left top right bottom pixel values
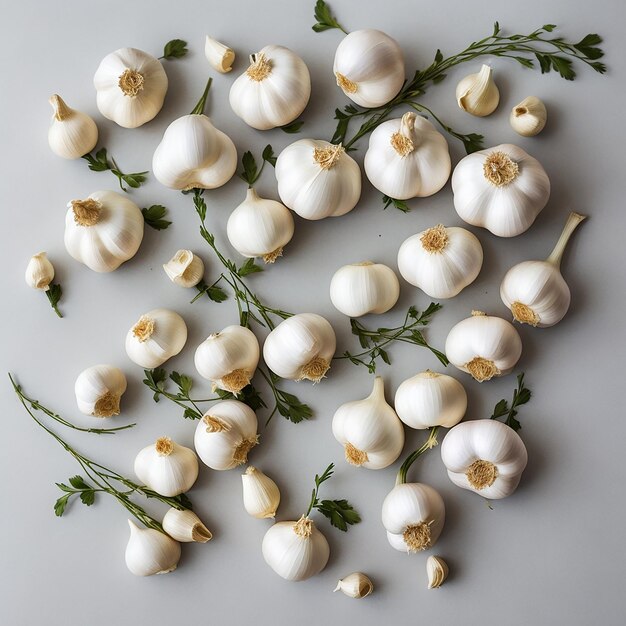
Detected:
left=316, top=499, right=361, bottom=531
left=382, top=195, right=411, bottom=213
left=82, top=148, right=149, bottom=192
left=160, top=39, right=188, bottom=60
left=312, top=0, right=347, bottom=34
left=490, top=373, right=532, bottom=431
left=45, top=283, right=63, bottom=318
left=239, top=145, right=277, bottom=186
left=280, top=120, right=304, bottom=134
left=141, top=205, right=172, bottom=231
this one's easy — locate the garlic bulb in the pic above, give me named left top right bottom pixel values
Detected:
left=510, top=96, right=547, bottom=137
left=275, top=139, right=361, bottom=220
left=330, top=262, right=399, bottom=317
left=333, top=29, right=404, bottom=108
left=262, top=516, right=330, bottom=581
left=94, top=48, right=168, bottom=128
left=194, top=400, right=258, bottom=470
left=332, top=377, right=405, bottom=470
left=456, top=65, right=499, bottom=117
left=426, top=556, right=449, bottom=589
left=162, top=508, right=212, bottom=543
left=452, top=144, right=550, bottom=238
left=25, top=252, right=55, bottom=291
left=194, top=325, right=260, bottom=394
left=229, top=45, right=311, bottom=130
left=441, top=419, right=528, bottom=499
left=64, top=191, right=144, bottom=273
left=394, top=371, right=467, bottom=430
left=445, top=311, right=522, bottom=382
left=74, top=365, right=127, bottom=417
left=364, top=112, right=451, bottom=200
left=501, top=212, right=586, bottom=327
left=125, top=308, right=187, bottom=369
left=134, top=436, right=199, bottom=497
left=125, top=520, right=181, bottom=576
left=48, top=95, right=98, bottom=159
left=263, top=313, right=336, bottom=382
left=226, top=188, right=295, bottom=263
left=397, top=224, right=483, bottom=299
left=242, top=466, right=281, bottom=519
left=205, top=36, right=235, bottom=73
left=163, top=250, right=204, bottom=288
left=334, top=572, right=374, bottom=599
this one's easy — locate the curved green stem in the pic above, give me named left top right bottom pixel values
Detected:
left=190, top=77, right=213, bottom=115
left=396, top=427, right=440, bottom=485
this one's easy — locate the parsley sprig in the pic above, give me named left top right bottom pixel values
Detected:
left=82, top=148, right=148, bottom=192
left=159, top=39, right=188, bottom=60
left=239, top=145, right=277, bottom=187
left=45, top=283, right=63, bottom=318
left=141, top=205, right=172, bottom=231
left=312, top=0, right=347, bottom=34
left=280, top=120, right=304, bottom=134
left=191, top=278, right=229, bottom=305
left=490, top=373, right=532, bottom=432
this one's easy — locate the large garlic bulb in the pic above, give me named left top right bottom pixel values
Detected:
left=48, top=95, right=98, bottom=159
left=275, top=139, right=361, bottom=220
left=456, top=65, right=499, bottom=117
left=64, top=191, right=144, bottom=273
left=74, top=365, right=127, bottom=417
left=125, top=520, right=181, bottom=576
left=364, top=112, right=451, bottom=200
left=452, top=144, right=550, bottom=237
left=94, top=48, right=168, bottom=128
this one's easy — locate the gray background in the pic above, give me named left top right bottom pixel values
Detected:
left=1, top=0, right=625, bottom=624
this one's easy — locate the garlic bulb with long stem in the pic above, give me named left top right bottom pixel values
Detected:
left=163, top=250, right=204, bottom=288
left=334, top=573, right=374, bottom=599
left=25, top=252, right=55, bottom=291
left=48, top=95, right=98, bottom=159
left=242, top=466, right=281, bottom=519
left=426, top=556, right=449, bottom=589
left=162, top=508, right=212, bottom=543
left=205, top=36, right=235, bottom=73
left=456, top=64, right=499, bottom=117
left=74, top=365, right=127, bottom=417
left=510, top=96, right=547, bottom=137
left=125, top=520, right=181, bottom=576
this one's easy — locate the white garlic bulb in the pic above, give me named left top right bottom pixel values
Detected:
left=74, top=365, right=127, bottom=417
left=163, top=250, right=204, bottom=288
left=330, top=262, right=399, bottom=317
left=125, top=308, right=187, bottom=369
left=229, top=45, right=311, bottom=130
left=194, top=400, right=258, bottom=470
left=241, top=466, right=281, bottom=519
left=25, top=252, right=55, bottom=291
left=48, top=94, right=98, bottom=159
left=510, top=96, right=547, bottom=137
left=64, top=191, right=144, bottom=273
left=94, top=48, right=168, bottom=128
left=263, top=313, right=336, bottom=382
left=441, top=419, right=528, bottom=499
left=332, top=377, right=405, bottom=470
left=456, top=65, right=499, bottom=117
left=364, top=112, right=451, bottom=200
left=334, top=572, right=374, bottom=598
left=397, top=224, right=483, bottom=299
left=125, top=520, right=181, bottom=576
left=194, top=325, right=260, bottom=394
left=452, top=144, right=550, bottom=238
left=162, top=508, right=212, bottom=543
left=333, top=29, right=404, bottom=108
left=226, top=188, right=295, bottom=263
left=134, top=436, right=199, bottom=497
left=275, top=139, right=361, bottom=220
left=205, top=36, right=235, bottom=73
left=500, top=212, right=586, bottom=328
left=426, top=556, right=449, bottom=589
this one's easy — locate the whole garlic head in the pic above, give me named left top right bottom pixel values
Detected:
left=456, top=64, right=499, bottom=117
left=163, top=250, right=204, bottom=288
left=25, top=252, right=55, bottom=291
left=242, top=466, right=281, bottom=519
left=334, top=572, right=374, bottom=599
left=162, top=508, right=212, bottom=543
left=125, top=520, right=181, bottom=576
left=48, top=95, right=98, bottom=159
left=74, top=364, right=127, bottom=417
left=510, top=96, right=547, bottom=137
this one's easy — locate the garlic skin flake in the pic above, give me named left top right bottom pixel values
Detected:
left=162, top=508, right=212, bottom=543
left=48, top=95, right=98, bottom=159
left=205, top=36, right=235, bottom=73
left=242, top=466, right=281, bottom=519
left=163, top=250, right=204, bottom=288
left=427, top=556, right=449, bottom=589
left=25, top=252, right=55, bottom=291
left=74, top=365, right=127, bottom=418
left=456, top=64, right=499, bottom=117
left=125, top=520, right=181, bottom=576
left=510, top=96, right=547, bottom=137
left=334, top=572, right=374, bottom=598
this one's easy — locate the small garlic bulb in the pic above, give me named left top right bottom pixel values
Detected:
left=263, top=313, right=336, bottom=382
left=25, top=252, right=55, bottom=291
left=194, top=325, right=260, bottom=394
left=48, top=95, right=98, bottom=159
left=125, top=308, right=188, bottom=369
left=205, top=36, right=235, bottom=73
left=510, top=96, right=547, bottom=137
left=397, top=224, right=483, bottom=299
left=456, top=65, right=499, bottom=117
left=125, top=520, right=181, bottom=576
left=332, top=377, right=405, bottom=470
left=334, top=572, right=374, bottom=598
left=445, top=311, right=522, bottom=382
left=74, top=365, right=127, bottom=417
left=163, top=250, right=204, bottom=288
left=330, top=262, right=400, bottom=317
left=162, top=508, right=212, bottom=543
left=242, top=466, right=281, bottom=519
left=426, top=556, right=449, bottom=589
left=134, top=436, right=199, bottom=497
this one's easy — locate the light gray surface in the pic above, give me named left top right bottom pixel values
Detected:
left=1, top=0, right=625, bottom=624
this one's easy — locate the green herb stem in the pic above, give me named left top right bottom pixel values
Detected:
left=45, top=284, right=63, bottom=318
left=82, top=148, right=148, bottom=192
left=489, top=373, right=532, bottom=432
left=191, top=77, right=213, bottom=115
left=396, top=427, right=440, bottom=485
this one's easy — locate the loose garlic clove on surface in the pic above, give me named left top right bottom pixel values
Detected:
left=74, top=365, right=127, bottom=417
left=25, top=252, right=55, bottom=291
left=48, top=94, right=98, bottom=159
left=427, top=556, right=449, bottom=589
left=242, top=466, right=281, bottom=519
left=510, top=96, right=547, bottom=137
left=334, top=572, right=374, bottom=598
left=162, top=508, right=212, bottom=543
left=125, top=520, right=181, bottom=576
left=163, top=250, right=204, bottom=288
left=205, top=35, right=235, bottom=73
left=456, top=64, right=499, bottom=117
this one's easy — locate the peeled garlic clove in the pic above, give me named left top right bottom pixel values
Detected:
left=334, top=572, right=374, bottom=598
left=510, top=96, right=547, bottom=137
left=162, top=508, right=212, bottom=543
left=456, top=64, right=499, bottom=117
left=74, top=365, right=127, bottom=417
left=25, top=252, right=55, bottom=291
left=427, top=556, right=449, bottom=589
left=205, top=35, right=235, bottom=73
left=163, top=250, right=204, bottom=288
left=125, top=520, right=181, bottom=576
left=48, top=94, right=98, bottom=159
left=242, top=466, right=281, bottom=519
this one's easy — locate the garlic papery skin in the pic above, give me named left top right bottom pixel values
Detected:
left=74, top=365, right=127, bottom=417
left=334, top=572, right=374, bottom=599
left=452, top=144, right=550, bottom=238
left=229, top=45, right=311, bottom=130
left=94, top=48, right=168, bottom=128
left=226, top=188, right=295, bottom=263
left=262, top=516, right=330, bottom=581
left=194, top=325, right=260, bottom=394
left=162, top=508, right=212, bottom=543
left=332, top=377, right=405, bottom=470
left=275, top=139, right=361, bottom=220
left=364, top=112, right=451, bottom=200
left=394, top=371, right=467, bottom=430
left=125, top=308, right=187, bottom=369
left=242, top=466, right=281, bottom=519
left=194, top=400, right=259, bottom=470
left=134, top=436, right=199, bottom=497
left=397, top=224, right=483, bottom=299
left=333, top=29, right=404, bottom=108
left=125, top=520, right=181, bottom=576
left=263, top=313, right=336, bottom=382
left=510, top=96, right=547, bottom=137
left=426, top=556, right=449, bottom=589
left=456, top=64, right=499, bottom=117
left=445, top=311, right=522, bottom=382
left=25, top=252, right=55, bottom=291
left=500, top=212, right=586, bottom=328
left=441, top=419, right=528, bottom=499
left=205, top=36, right=235, bottom=73
left=163, top=250, right=204, bottom=288
left=64, top=191, right=144, bottom=273
left=48, top=95, right=98, bottom=159
left=330, top=262, right=399, bottom=317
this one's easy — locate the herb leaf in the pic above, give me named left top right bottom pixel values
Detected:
left=238, top=258, right=263, bottom=277
left=312, top=0, right=347, bottom=34
left=46, top=283, right=63, bottom=318
left=316, top=499, right=361, bottom=531
left=280, top=120, right=304, bottom=134
left=490, top=373, right=532, bottom=431
left=82, top=148, right=149, bottom=192
left=382, top=195, right=411, bottom=213
left=191, top=280, right=228, bottom=304
left=141, top=205, right=172, bottom=231
left=161, top=39, right=188, bottom=60
left=239, top=145, right=277, bottom=186
left=54, top=493, right=71, bottom=517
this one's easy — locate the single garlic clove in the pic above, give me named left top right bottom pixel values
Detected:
left=205, top=36, right=235, bottom=73
left=162, top=508, right=212, bottom=543
left=242, top=466, right=281, bottom=519
left=163, top=250, right=205, bottom=288
left=510, top=96, right=547, bottom=137
left=334, top=572, right=374, bottom=598
left=125, top=519, right=181, bottom=576
left=25, top=252, right=55, bottom=291
left=48, top=94, right=98, bottom=159
left=426, top=556, right=449, bottom=589
left=74, top=364, right=127, bottom=417
left=456, top=64, right=499, bottom=117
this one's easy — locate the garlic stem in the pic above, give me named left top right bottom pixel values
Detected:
left=190, top=77, right=213, bottom=115
left=396, top=427, right=439, bottom=485
left=545, top=212, right=587, bottom=269
left=49, top=94, right=71, bottom=121
left=246, top=52, right=272, bottom=82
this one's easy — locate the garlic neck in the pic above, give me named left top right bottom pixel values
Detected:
left=293, top=515, right=313, bottom=538
left=390, top=112, right=417, bottom=157
left=155, top=436, right=174, bottom=456
left=299, top=357, right=330, bottom=383
left=546, top=211, right=587, bottom=269
left=345, top=443, right=369, bottom=466
left=513, top=105, right=528, bottom=117
left=483, top=151, right=519, bottom=187
left=203, top=415, right=231, bottom=433
left=313, top=144, right=344, bottom=170
left=93, top=391, right=121, bottom=417
left=420, top=224, right=449, bottom=253
left=403, top=521, right=432, bottom=552
left=246, top=187, right=260, bottom=202
left=71, top=199, right=102, bottom=226
left=368, top=376, right=385, bottom=401
left=465, top=356, right=500, bottom=382
left=220, top=369, right=251, bottom=394
left=246, top=53, right=272, bottom=82
left=49, top=94, right=72, bottom=121
left=191, top=523, right=213, bottom=542
left=233, top=435, right=259, bottom=465
left=511, top=301, right=540, bottom=326
left=118, top=69, right=145, bottom=97
left=466, top=459, right=498, bottom=490
left=132, top=315, right=155, bottom=342
left=335, top=72, right=358, bottom=94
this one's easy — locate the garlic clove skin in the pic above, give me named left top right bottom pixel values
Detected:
left=334, top=572, right=374, bottom=598
left=456, top=64, right=499, bottom=117
left=48, top=95, right=98, bottom=159
left=125, top=520, right=181, bottom=576
left=510, top=96, right=547, bottom=137
left=25, top=252, right=55, bottom=291
left=163, top=250, right=205, bottom=288
left=241, top=466, right=281, bottom=519
left=427, top=556, right=449, bottom=589
left=205, top=36, right=235, bottom=73
left=74, top=365, right=127, bottom=417
left=162, top=508, right=212, bottom=543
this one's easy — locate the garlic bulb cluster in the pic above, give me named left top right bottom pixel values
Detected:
left=263, top=313, right=336, bottom=382
left=275, top=139, right=361, bottom=220
left=48, top=95, right=98, bottom=159
left=426, top=556, right=449, bottom=589
left=456, top=65, right=499, bottom=117
left=94, top=48, right=168, bottom=128
left=441, top=419, right=528, bottom=499
left=242, top=466, right=281, bottom=519
left=25, top=252, right=55, bottom=291
left=364, top=112, right=451, bottom=200
left=163, top=250, right=204, bottom=288
left=74, top=365, right=127, bottom=417
left=397, top=224, right=483, bottom=299
left=64, top=191, right=144, bottom=273
left=452, top=144, right=550, bottom=237
left=125, top=520, right=181, bottom=576
left=330, top=262, right=399, bottom=317
left=205, top=36, right=235, bottom=73
left=162, top=508, right=212, bottom=543
left=510, top=96, right=547, bottom=137
left=334, top=572, right=374, bottom=599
